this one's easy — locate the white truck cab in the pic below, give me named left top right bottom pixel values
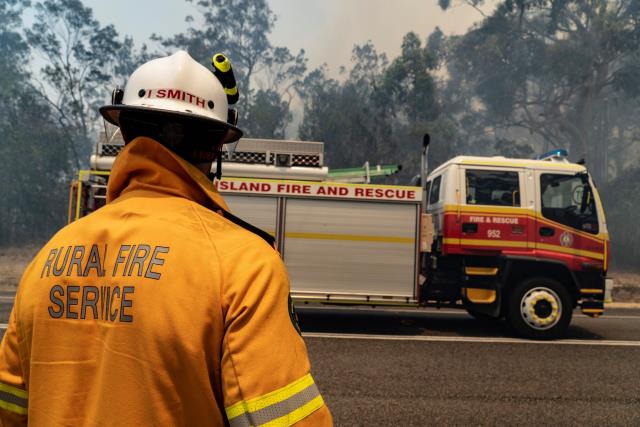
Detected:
left=423, top=150, right=610, bottom=338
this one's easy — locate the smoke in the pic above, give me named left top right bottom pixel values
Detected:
left=268, top=0, right=495, bottom=78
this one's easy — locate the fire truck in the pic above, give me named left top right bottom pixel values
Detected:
left=69, top=133, right=612, bottom=339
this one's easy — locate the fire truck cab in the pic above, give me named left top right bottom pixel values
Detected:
left=423, top=149, right=611, bottom=338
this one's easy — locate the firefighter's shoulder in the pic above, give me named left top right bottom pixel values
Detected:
left=194, top=203, right=277, bottom=253
left=194, top=203, right=290, bottom=303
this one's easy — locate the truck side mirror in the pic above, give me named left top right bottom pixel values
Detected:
left=423, top=133, right=430, bottom=148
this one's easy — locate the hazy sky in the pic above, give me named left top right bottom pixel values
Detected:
left=77, top=0, right=495, bottom=137
left=82, top=0, right=495, bottom=75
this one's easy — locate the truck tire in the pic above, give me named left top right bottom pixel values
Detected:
left=507, top=277, right=572, bottom=339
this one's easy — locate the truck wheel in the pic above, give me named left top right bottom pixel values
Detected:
left=507, top=277, right=572, bottom=339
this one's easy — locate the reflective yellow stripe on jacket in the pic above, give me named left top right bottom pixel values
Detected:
left=226, top=374, right=324, bottom=427
left=0, top=382, right=27, bottom=415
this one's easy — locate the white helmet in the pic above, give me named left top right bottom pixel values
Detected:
left=100, top=50, right=242, bottom=144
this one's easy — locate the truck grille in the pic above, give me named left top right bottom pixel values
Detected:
left=292, top=154, right=321, bottom=167
left=222, top=152, right=267, bottom=163
left=96, top=135, right=324, bottom=169
left=224, top=152, right=321, bottom=167
left=100, top=143, right=124, bottom=157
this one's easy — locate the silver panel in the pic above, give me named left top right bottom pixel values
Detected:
left=223, top=195, right=278, bottom=235
left=227, top=138, right=324, bottom=155
left=283, top=199, right=417, bottom=297
left=220, top=164, right=328, bottom=181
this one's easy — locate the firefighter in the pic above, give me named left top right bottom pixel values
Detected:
left=0, top=51, right=332, bottom=426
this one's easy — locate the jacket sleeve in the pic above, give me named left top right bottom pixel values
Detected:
left=219, top=237, right=332, bottom=427
left=0, top=302, right=28, bottom=426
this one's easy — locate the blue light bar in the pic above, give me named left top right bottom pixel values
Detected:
left=536, top=149, right=568, bottom=160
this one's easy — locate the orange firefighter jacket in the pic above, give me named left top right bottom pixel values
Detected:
left=0, top=137, right=332, bottom=426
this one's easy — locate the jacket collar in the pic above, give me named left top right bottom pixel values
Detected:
left=106, top=136, right=229, bottom=212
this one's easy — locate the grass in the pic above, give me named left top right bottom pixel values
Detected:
left=0, top=245, right=40, bottom=290
left=610, top=270, right=640, bottom=303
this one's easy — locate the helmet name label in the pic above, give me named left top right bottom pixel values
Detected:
left=146, top=88, right=207, bottom=109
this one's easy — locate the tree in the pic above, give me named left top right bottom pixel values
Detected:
left=244, top=47, right=307, bottom=138
left=0, top=0, right=69, bottom=245
left=0, top=0, right=28, bottom=97
left=26, top=0, right=147, bottom=168
left=601, top=166, right=640, bottom=269
left=154, top=0, right=274, bottom=94
left=382, top=32, right=449, bottom=173
left=494, top=137, right=534, bottom=158
left=385, top=32, right=439, bottom=126
left=441, top=0, right=640, bottom=179
left=298, top=33, right=460, bottom=182
left=243, top=89, right=290, bottom=139
left=298, top=42, right=396, bottom=170
left=155, top=0, right=307, bottom=138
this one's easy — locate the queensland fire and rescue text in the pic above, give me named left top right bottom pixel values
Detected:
left=39, top=244, right=170, bottom=323
left=215, top=179, right=419, bottom=201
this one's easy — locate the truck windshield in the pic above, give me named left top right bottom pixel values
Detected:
left=540, top=173, right=599, bottom=234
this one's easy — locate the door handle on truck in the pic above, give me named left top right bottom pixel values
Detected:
left=462, top=223, right=478, bottom=233
left=539, top=227, right=555, bottom=237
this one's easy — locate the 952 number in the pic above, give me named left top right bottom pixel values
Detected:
left=487, top=229, right=501, bottom=239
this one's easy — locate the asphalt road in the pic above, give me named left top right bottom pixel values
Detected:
left=0, top=293, right=638, bottom=425
left=299, top=306, right=640, bottom=426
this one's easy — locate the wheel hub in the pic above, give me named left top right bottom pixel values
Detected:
left=534, top=299, right=553, bottom=318
left=520, top=287, right=562, bottom=330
